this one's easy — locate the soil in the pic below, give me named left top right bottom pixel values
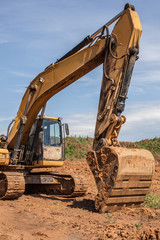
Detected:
left=0, top=159, right=160, bottom=240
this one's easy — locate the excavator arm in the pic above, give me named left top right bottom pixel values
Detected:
left=86, top=6, right=155, bottom=213
left=93, top=6, right=142, bottom=149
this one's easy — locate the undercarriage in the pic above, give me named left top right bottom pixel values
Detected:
left=0, top=170, right=88, bottom=199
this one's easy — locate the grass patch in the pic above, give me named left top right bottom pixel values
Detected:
left=77, top=136, right=87, bottom=145
left=25, top=203, right=33, bottom=207
left=124, top=137, right=160, bottom=160
left=65, top=136, right=92, bottom=160
left=135, top=222, right=142, bottom=228
left=51, top=201, right=58, bottom=205
left=105, top=214, right=112, bottom=220
left=65, top=142, right=77, bottom=157
left=144, top=193, right=160, bottom=209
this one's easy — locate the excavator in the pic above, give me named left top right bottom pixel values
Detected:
left=0, top=4, right=155, bottom=213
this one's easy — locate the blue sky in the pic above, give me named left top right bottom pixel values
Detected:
left=0, top=0, right=160, bottom=141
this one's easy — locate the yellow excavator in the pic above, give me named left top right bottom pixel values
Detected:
left=0, top=4, right=155, bottom=213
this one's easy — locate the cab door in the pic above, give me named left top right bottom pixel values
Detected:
left=43, top=118, right=63, bottom=162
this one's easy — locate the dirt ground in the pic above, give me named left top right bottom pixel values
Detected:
left=0, top=159, right=160, bottom=240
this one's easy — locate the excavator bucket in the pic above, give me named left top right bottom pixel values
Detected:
left=86, top=146, right=155, bottom=213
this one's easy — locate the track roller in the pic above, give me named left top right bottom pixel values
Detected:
left=25, top=172, right=88, bottom=197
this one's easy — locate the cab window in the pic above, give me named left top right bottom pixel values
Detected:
left=43, top=120, right=61, bottom=146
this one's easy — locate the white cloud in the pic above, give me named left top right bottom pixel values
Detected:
left=119, top=101, right=160, bottom=141
left=63, top=101, right=160, bottom=142
left=78, top=76, right=97, bottom=86
left=12, top=89, right=24, bottom=94
left=0, top=117, right=13, bottom=135
left=133, top=86, right=145, bottom=94
left=133, top=67, right=160, bottom=85
left=64, top=112, right=97, bottom=137
left=0, top=39, right=8, bottom=44
left=140, top=44, right=160, bottom=63
left=9, top=71, right=33, bottom=78
left=78, top=67, right=102, bottom=86
left=0, top=117, right=12, bottom=122
left=140, top=24, right=160, bottom=63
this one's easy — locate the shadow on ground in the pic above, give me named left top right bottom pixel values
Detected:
left=25, top=193, right=75, bottom=203
left=67, top=199, right=97, bottom=212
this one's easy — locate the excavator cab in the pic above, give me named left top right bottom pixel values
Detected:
left=33, top=117, right=66, bottom=167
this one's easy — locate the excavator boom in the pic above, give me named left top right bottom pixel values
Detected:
left=7, top=37, right=106, bottom=150
left=7, top=5, right=140, bottom=151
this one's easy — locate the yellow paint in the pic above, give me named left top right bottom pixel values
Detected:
left=33, top=160, right=64, bottom=167
left=44, top=116, right=58, bottom=120
left=0, top=148, right=10, bottom=165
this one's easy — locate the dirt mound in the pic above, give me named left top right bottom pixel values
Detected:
left=0, top=160, right=159, bottom=239
left=0, top=137, right=160, bottom=239
left=105, top=226, right=160, bottom=240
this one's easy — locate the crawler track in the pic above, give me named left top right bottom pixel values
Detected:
left=25, top=172, right=88, bottom=197
left=0, top=171, right=25, bottom=200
